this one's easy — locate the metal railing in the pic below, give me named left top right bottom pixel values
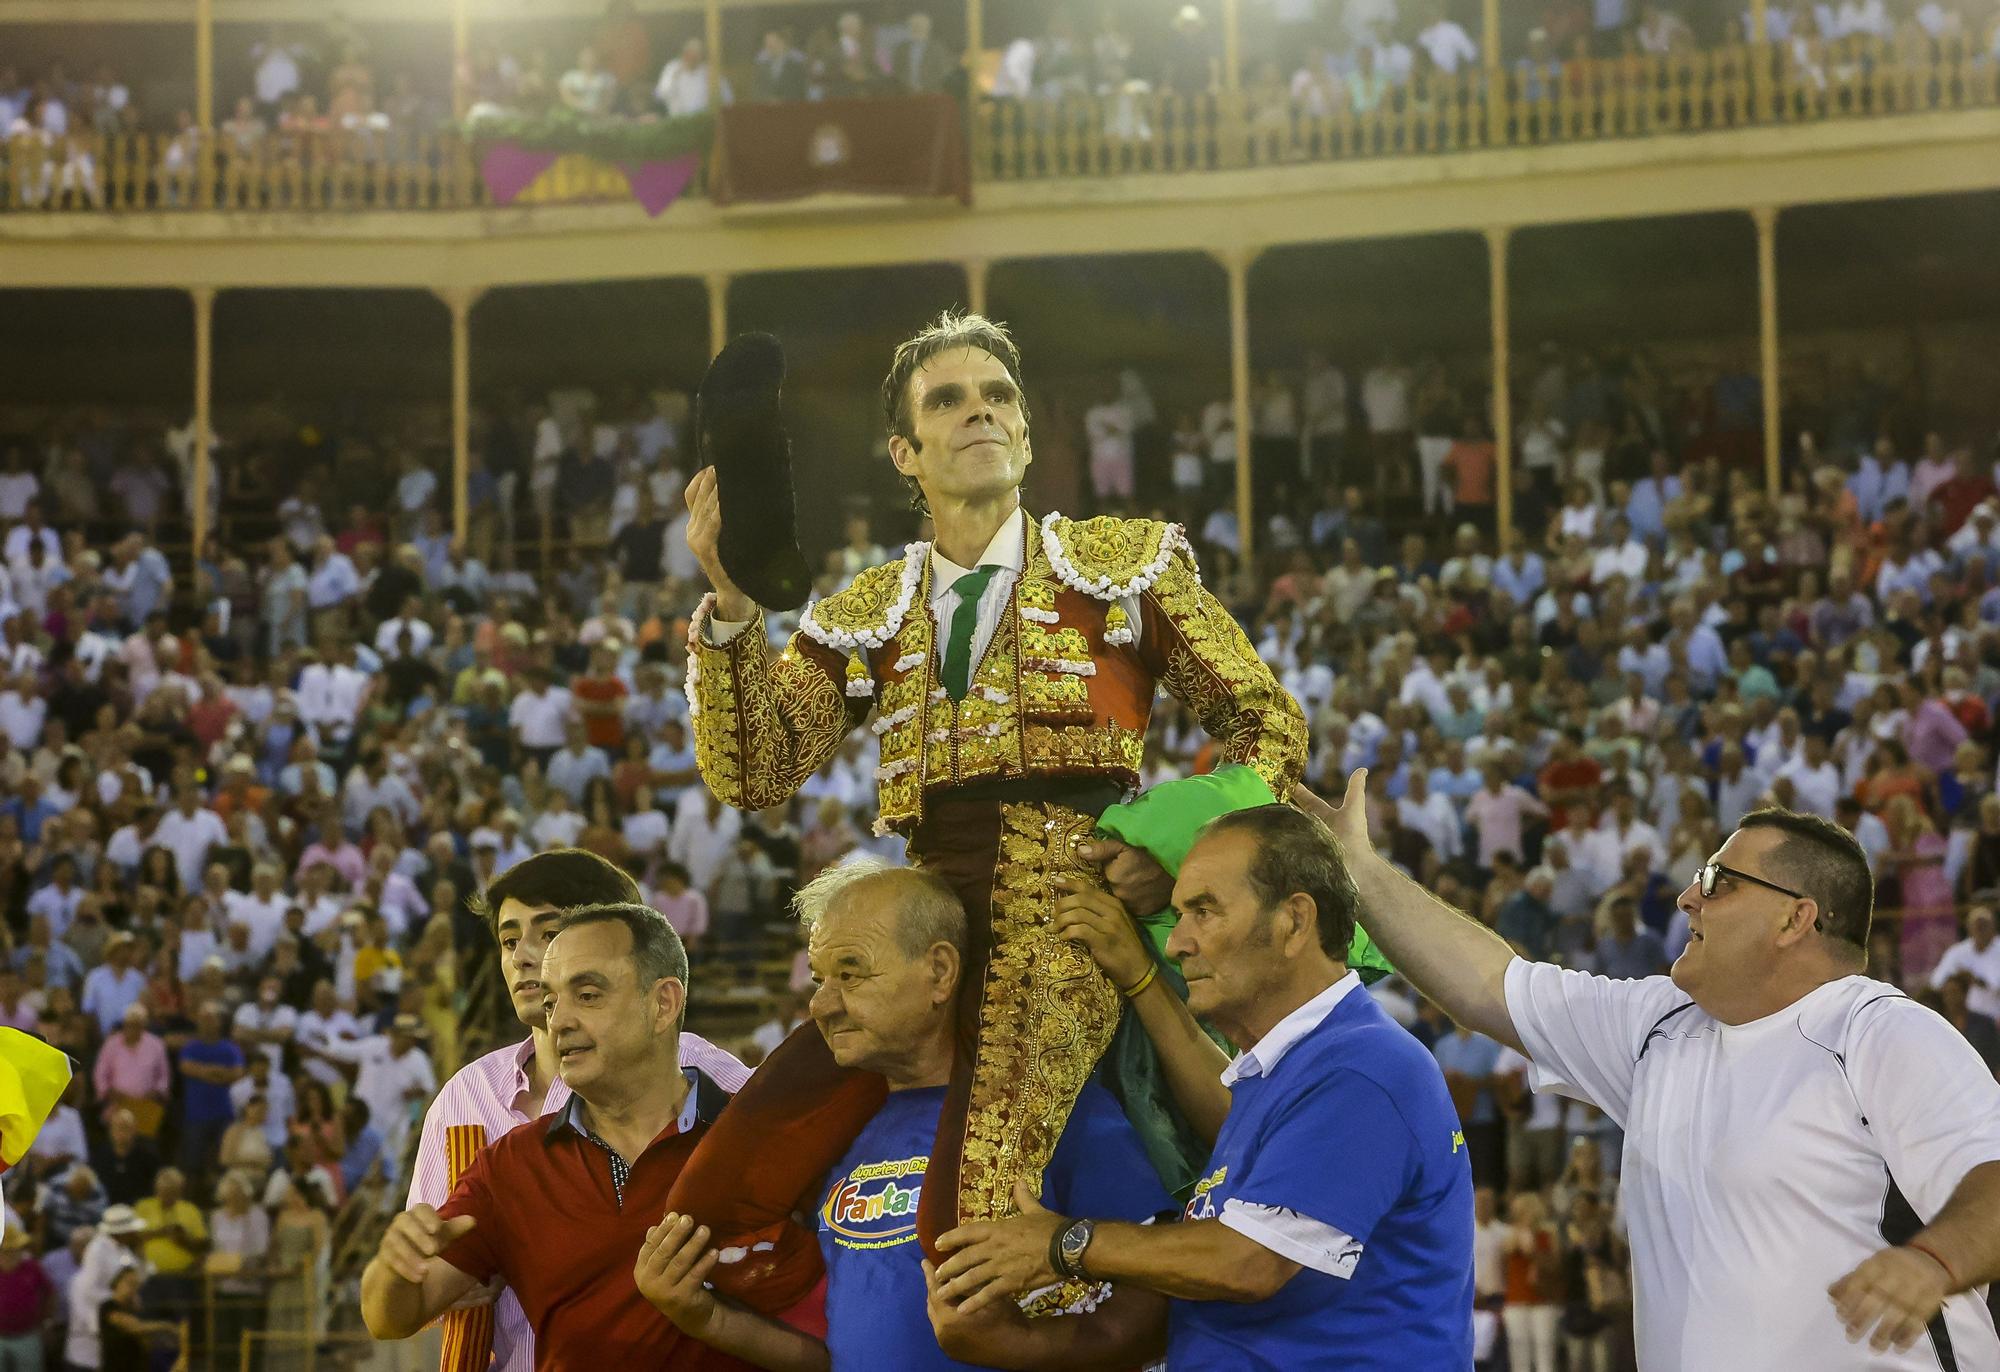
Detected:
left=238, top=1328, right=441, bottom=1372
left=129, top=1169, right=401, bottom=1372
left=0, top=40, right=1991, bottom=212
left=132, top=1266, right=322, bottom=1372
left=976, top=37, right=2000, bottom=180
left=0, top=128, right=477, bottom=211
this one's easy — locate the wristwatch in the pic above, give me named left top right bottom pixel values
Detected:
left=1051, top=1217, right=1096, bottom=1280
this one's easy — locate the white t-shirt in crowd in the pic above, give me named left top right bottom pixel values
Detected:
left=231, top=999, right=299, bottom=1073
left=1360, top=364, right=1412, bottom=434
left=352, top=1038, right=438, bottom=1160
left=529, top=808, right=585, bottom=850
left=2, top=526, right=58, bottom=565
left=0, top=690, right=46, bottom=751
left=1083, top=401, right=1135, bottom=466
left=1930, top=936, right=2000, bottom=1023
left=295, top=1007, right=367, bottom=1087
left=1505, top=960, right=2000, bottom=1370
left=1494, top=1044, right=1562, bottom=1133
left=374, top=616, right=434, bottom=659
left=24, top=883, right=82, bottom=939
left=622, top=809, right=670, bottom=859
left=669, top=791, right=743, bottom=895
left=1472, top=1216, right=1508, bottom=1300
left=224, top=891, right=290, bottom=961
left=0, top=474, right=39, bottom=520
left=296, top=662, right=367, bottom=731
left=1417, top=19, right=1479, bottom=73
left=254, top=44, right=302, bottom=106
left=1775, top=758, right=1843, bottom=819
left=152, top=806, right=228, bottom=890
left=508, top=686, right=573, bottom=749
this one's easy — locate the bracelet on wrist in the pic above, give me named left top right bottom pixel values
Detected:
left=1906, top=1238, right=1960, bottom=1292
left=1118, top=965, right=1158, bottom=999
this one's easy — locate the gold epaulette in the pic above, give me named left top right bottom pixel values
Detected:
left=797, top=546, right=927, bottom=652
left=1038, top=512, right=1191, bottom=601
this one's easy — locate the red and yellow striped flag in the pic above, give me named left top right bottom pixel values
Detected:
left=439, top=1124, right=495, bottom=1371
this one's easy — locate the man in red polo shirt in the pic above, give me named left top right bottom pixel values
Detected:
left=571, top=642, right=629, bottom=753
left=1535, top=727, right=1602, bottom=833
left=359, top=903, right=757, bottom=1370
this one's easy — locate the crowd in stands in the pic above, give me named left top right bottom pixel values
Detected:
left=0, top=321, right=1992, bottom=1372
left=467, top=6, right=968, bottom=122
left=973, top=0, right=2000, bottom=119
left=0, top=17, right=449, bottom=164
left=8, top=0, right=1999, bottom=157
left=3, top=0, right=1995, bottom=208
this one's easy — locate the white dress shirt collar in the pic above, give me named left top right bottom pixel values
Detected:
left=1221, top=970, right=1363, bottom=1086
left=929, top=507, right=1027, bottom=591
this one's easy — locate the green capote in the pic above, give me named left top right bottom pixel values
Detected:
left=1088, top=765, right=1398, bottom=1198
left=1095, top=764, right=1395, bottom=980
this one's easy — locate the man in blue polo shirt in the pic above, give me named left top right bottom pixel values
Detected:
left=931, top=804, right=1474, bottom=1370
left=632, top=858, right=1174, bottom=1370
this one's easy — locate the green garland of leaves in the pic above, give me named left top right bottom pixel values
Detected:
left=460, top=109, right=714, bottom=163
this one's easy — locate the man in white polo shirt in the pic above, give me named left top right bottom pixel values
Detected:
left=505, top=665, right=571, bottom=772
left=224, top=863, right=290, bottom=961
left=1300, top=773, right=2000, bottom=1370
left=296, top=640, right=369, bottom=752
left=152, top=784, right=228, bottom=891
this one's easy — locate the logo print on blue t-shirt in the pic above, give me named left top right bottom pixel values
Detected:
left=821, top=1154, right=928, bottom=1250
left=1182, top=1164, right=1228, bottom=1222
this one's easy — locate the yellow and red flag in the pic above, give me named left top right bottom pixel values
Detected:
left=0, top=1028, right=72, bottom=1244
left=0, top=1028, right=70, bottom=1173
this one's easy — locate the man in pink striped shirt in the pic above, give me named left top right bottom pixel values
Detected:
left=407, top=848, right=748, bottom=1372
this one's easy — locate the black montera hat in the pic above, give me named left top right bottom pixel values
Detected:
left=697, top=332, right=810, bottom=611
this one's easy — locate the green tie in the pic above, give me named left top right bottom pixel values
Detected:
left=942, top=565, right=1001, bottom=702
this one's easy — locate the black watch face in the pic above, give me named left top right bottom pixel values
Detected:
left=1062, top=1220, right=1092, bottom=1263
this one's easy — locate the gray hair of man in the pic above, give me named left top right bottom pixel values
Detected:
left=792, top=856, right=968, bottom=961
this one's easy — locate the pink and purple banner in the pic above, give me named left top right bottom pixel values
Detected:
left=477, top=142, right=702, bottom=219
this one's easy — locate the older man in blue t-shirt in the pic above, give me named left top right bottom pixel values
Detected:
left=632, top=860, right=1174, bottom=1371
left=932, top=805, right=1474, bottom=1371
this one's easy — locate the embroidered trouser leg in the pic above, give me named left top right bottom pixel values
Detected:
left=908, top=799, right=1121, bottom=1271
